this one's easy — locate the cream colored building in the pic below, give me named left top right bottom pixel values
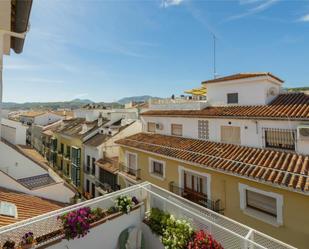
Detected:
left=116, top=73, right=309, bottom=249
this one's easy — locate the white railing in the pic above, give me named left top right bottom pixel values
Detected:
left=0, top=182, right=296, bottom=249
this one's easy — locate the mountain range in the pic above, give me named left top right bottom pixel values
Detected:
left=2, top=96, right=159, bottom=110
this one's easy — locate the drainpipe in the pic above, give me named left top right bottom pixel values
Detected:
left=0, top=30, right=27, bottom=138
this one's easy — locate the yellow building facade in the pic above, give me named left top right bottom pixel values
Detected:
left=118, top=145, right=309, bottom=249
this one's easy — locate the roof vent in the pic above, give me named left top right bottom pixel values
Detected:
left=0, top=201, right=18, bottom=218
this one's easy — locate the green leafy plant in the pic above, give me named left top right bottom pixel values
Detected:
left=147, top=208, right=170, bottom=236
left=89, top=207, right=105, bottom=223
left=161, top=215, right=193, bottom=249
left=115, top=195, right=134, bottom=214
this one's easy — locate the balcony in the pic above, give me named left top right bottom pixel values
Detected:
left=149, top=97, right=208, bottom=111
left=95, top=181, right=120, bottom=194
left=0, top=182, right=295, bottom=249
left=169, top=182, right=223, bottom=214
left=119, top=163, right=141, bottom=181
left=84, top=165, right=96, bottom=179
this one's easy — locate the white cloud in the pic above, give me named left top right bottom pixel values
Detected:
left=161, top=0, right=184, bottom=8
left=299, top=14, right=309, bottom=22
left=226, top=0, right=279, bottom=21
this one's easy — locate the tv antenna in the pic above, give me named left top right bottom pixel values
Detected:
left=213, top=34, right=217, bottom=79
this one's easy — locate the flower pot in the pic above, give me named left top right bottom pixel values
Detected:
left=20, top=244, right=34, bottom=249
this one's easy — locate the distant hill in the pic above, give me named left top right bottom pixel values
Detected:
left=287, top=87, right=309, bottom=93
left=118, top=95, right=160, bottom=104
left=2, top=99, right=94, bottom=110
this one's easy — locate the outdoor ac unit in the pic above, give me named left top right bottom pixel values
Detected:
left=156, top=123, right=164, bottom=130
left=297, top=125, right=309, bottom=140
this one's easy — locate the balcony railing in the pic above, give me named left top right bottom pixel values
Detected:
left=0, top=183, right=295, bottom=249
left=119, top=163, right=141, bottom=180
left=169, top=182, right=223, bottom=213
left=95, top=181, right=120, bottom=193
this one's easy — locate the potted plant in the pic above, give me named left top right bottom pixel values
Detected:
left=188, top=230, right=224, bottom=249
left=58, top=207, right=91, bottom=240
left=146, top=208, right=170, bottom=236
left=20, top=232, right=35, bottom=249
left=161, top=215, right=193, bottom=249
left=115, top=195, right=134, bottom=214
left=2, top=239, right=15, bottom=249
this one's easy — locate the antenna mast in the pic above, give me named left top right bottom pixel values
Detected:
left=213, top=34, right=217, bottom=79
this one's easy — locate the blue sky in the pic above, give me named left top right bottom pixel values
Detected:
left=3, top=0, right=309, bottom=103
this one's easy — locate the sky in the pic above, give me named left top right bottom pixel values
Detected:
left=3, top=0, right=309, bottom=103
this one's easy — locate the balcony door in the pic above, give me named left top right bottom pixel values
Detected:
left=183, top=171, right=207, bottom=196
left=127, top=153, right=137, bottom=170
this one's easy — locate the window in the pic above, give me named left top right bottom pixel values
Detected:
left=87, top=155, right=90, bottom=167
left=198, top=120, right=209, bottom=140
left=227, top=93, right=238, bottom=104
left=91, top=157, right=96, bottom=175
left=71, top=147, right=81, bottom=187
left=86, top=179, right=90, bottom=193
left=127, top=152, right=137, bottom=170
left=239, top=184, right=283, bottom=226
left=171, top=124, right=183, bottom=136
left=66, top=145, right=71, bottom=158
left=149, top=158, right=165, bottom=179
left=246, top=190, right=277, bottom=217
left=264, top=128, right=296, bottom=151
left=91, top=183, right=96, bottom=198
left=0, top=202, right=17, bottom=218
left=147, top=122, right=156, bottom=132
left=221, top=126, right=241, bottom=144
left=60, top=143, right=64, bottom=154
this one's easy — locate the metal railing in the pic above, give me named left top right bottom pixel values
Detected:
left=262, top=128, right=297, bottom=151
left=95, top=180, right=120, bottom=193
left=0, top=183, right=296, bottom=249
left=169, top=182, right=223, bottom=214
left=119, top=163, right=141, bottom=179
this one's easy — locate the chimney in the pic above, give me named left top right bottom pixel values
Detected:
left=98, top=113, right=103, bottom=127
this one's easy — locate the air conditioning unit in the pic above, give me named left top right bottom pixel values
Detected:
left=297, top=125, right=309, bottom=140
left=156, top=123, right=164, bottom=130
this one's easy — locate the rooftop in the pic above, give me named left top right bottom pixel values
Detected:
left=116, top=133, right=309, bottom=194
left=83, top=133, right=109, bottom=147
left=0, top=183, right=295, bottom=249
left=96, top=157, right=119, bottom=173
left=19, top=111, right=45, bottom=118
left=0, top=187, right=62, bottom=227
left=17, top=174, right=55, bottom=190
left=202, top=72, right=284, bottom=84
left=142, top=92, right=309, bottom=120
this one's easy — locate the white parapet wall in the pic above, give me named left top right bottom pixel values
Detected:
left=149, top=99, right=209, bottom=110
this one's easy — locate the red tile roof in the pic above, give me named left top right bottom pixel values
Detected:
left=202, top=72, right=283, bottom=84
left=116, top=133, right=309, bottom=194
left=142, top=93, right=309, bottom=120
left=0, top=188, right=62, bottom=227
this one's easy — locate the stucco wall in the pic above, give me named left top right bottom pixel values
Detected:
left=48, top=205, right=145, bottom=249
left=1, top=118, right=27, bottom=145
left=0, top=141, right=46, bottom=179
left=34, top=113, right=63, bottom=126
left=205, top=79, right=281, bottom=106
left=119, top=147, right=309, bottom=249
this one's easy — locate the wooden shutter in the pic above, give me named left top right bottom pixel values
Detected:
left=221, top=126, right=241, bottom=144
left=171, top=124, right=183, bottom=136
left=246, top=190, right=277, bottom=217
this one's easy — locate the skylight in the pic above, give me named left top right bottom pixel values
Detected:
left=0, top=201, right=18, bottom=218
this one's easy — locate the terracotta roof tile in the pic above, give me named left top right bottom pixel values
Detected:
left=0, top=188, right=62, bottom=227
left=142, top=92, right=309, bottom=120
left=116, top=133, right=309, bottom=194
left=202, top=72, right=283, bottom=84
